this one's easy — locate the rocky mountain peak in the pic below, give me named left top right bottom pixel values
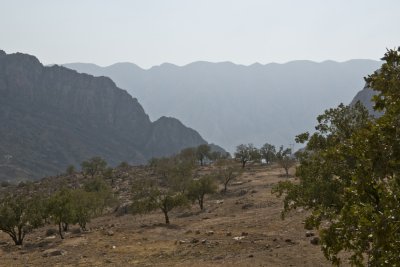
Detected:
left=0, top=51, right=211, bottom=181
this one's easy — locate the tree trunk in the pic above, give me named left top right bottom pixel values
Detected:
left=62, top=222, right=69, bottom=232
left=242, top=161, right=246, bottom=168
left=285, top=167, right=289, bottom=178
left=223, top=182, right=228, bottom=193
left=163, top=210, right=170, bottom=224
left=199, top=195, right=204, bottom=210
left=58, top=222, right=64, bottom=239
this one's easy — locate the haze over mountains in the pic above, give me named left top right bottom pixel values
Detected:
left=0, top=50, right=210, bottom=181
left=65, top=59, right=382, bottom=152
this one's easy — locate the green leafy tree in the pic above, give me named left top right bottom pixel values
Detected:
left=0, top=194, right=45, bottom=245
left=234, top=143, right=260, bottom=168
left=131, top=180, right=188, bottom=224
left=47, top=188, right=75, bottom=239
left=178, top=147, right=197, bottom=163
left=70, top=190, right=98, bottom=231
left=187, top=175, right=217, bottom=210
left=83, top=177, right=115, bottom=214
left=273, top=48, right=400, bottom=266
left=276, top=146, right=296, bottom=177
left=196, top=144, right=211, bottom=166
left=66, top=165, right=76, bottom=176
left=215, top=159, right=242, bottom=193
left=81, top=157, right=107, bottom=178
left=260, top=143, right=276, bottom=164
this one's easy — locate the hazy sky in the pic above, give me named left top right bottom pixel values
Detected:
left=1, top=0, right=399, bottom=68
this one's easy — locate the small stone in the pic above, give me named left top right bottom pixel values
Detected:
left=285, top=238, right=292, bottom=243
left=305, top=231, right=315, bottom=237
left=201, top=239, right=207, bottom=244
left=112, top=245, right=116, bottom=249
left=241, top=232, right=248, bottom=236
left=206, top=231, right=214, bottom=236
left=226, top=232, right=232, bottom=236
left=191, top=238, right=199, bottom=244
left=310, top=237, right=320, bottom=245
left=248, top=254, right=254, bottom=258
left=106, top=230, right=114, bottom=236
left=185, top=230, right=193, bottom=234
left=195, top=230, right=201, bottom=235
left=213, top=256, right=224, bottom=261
left=42, top=249, right=67, bottom=257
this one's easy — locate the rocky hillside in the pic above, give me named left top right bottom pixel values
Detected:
left=350, top=85, right=383, bottom=117
left=0, top=50, right=208, bottom=181
left=65, top=59, right=382, bottom=152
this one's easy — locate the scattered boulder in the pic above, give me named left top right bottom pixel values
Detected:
left=310, top=237, right=320, bottom=245
left=206, top=231, right=214, bottom=236
left=106, top=230, right=114, bottom=236
left=212, top=255, right=224, bottom=261
left=305, top=231, right=315, bottom=237
left=242, top=203, right=254, bottom=210
left=42, top=249, right=67, bottom=257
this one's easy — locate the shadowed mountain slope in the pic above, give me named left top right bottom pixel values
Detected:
left=0, top=51, right=208, bottom=181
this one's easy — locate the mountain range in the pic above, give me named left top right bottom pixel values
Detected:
left=64, top=59, right=382, bottom=152
left=0, top=50, right=210, bottom=181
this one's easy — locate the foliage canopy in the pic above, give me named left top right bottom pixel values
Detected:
left=273, top=48, right=400, bottom=266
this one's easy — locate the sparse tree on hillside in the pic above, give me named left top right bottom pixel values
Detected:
left=47, top=188, right=75, bottom=239
left=178, top=147, right=197, bottom=163
left=276, top=146, right=296, bottom=177
left=187, top=175, right=217, bottom=210
left=196, top=144, right=211, bottom=166
left=0, top=194, right=44, bottom=245
left=215, top=159, right=243, bottom=193
left=234, top=144, right=260, bottom=168
left=66, top=165, right=76, bottom=176
left=260, top=143, right=276, bottom=165
left=81, top=157, right=107, bottom=178
left=272, top=48, right=400, bottom=266
left=83, top=176, right=115, bottom=214
left=118, top=161, right=130, bottom=170
left=130, top=180, right=188, bottom=224
left=70, top=190, right=98, bottom=231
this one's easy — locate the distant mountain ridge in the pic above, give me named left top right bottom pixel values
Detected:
left=0, top=50, right=210, bottom=181
left=64, top=59, right=382, bottom=152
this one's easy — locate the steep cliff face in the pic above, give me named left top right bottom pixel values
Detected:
left=0, top=51, right=208, bottom=181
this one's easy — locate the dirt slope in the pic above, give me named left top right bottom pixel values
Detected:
left=0, top=165, right=337, bottom=266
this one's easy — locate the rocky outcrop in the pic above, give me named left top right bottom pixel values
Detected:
left=350, top=85, right=383, bottom=117
left=0, top=51, right=208, bottom=181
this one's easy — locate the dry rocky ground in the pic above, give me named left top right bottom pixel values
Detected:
left=0, top=165, right=340, bottom=266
